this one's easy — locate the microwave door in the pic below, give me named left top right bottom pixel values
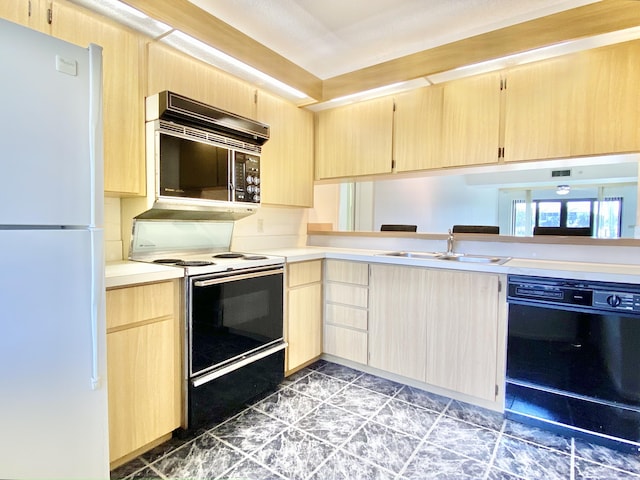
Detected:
left=159, top=133, right=231, bottom=201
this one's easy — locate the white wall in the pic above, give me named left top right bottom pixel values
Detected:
left=370, top=175, right=499, bottom=232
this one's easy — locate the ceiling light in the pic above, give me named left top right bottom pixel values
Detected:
left=161, top=30, right=310, bottom=102
left=556, top=185, right=571, bottom=195
left=67, top=0, right=172, bottom=38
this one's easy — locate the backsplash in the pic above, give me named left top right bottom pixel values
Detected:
left=104, top=197, right=123, bottom=262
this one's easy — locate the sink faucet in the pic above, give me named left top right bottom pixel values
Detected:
left=446, top=229, right=455, bottom=255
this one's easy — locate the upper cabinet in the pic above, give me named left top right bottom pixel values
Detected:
left=0, top=0, right=49, bottom=32
left=440, top=72, right=502, bottom=167
left=256, top=91, right=314, bottom=207
left=50, top=1, right=146, bottom=196
left=393, top=86, right=443, bottom=172
left=147, top=43, right=256, bottom=119
left=504, top=39, right=640, bottom=162
left=315, top=96, right=394, bottom=179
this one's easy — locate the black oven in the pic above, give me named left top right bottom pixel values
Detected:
left=185, top=265, right=285, bottom=429
left=506, top=275, right=640, bottom=453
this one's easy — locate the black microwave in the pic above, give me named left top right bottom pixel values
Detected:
left=156, top=127, right=261, bottom=205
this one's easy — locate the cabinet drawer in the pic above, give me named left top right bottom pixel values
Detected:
left=106, top=281, right=175, bottom=330
left=325, top=303, right=367, bottom=330
left=324, top=324, right=367, bottom=364
left=325, top=260, right=368, bottom=285
left=325, top=283, right=368, bottom=308
left=288, top=260, right=322, bottom=287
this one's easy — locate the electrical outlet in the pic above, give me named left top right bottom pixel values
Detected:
left=257, top=218, right=264, bottom=233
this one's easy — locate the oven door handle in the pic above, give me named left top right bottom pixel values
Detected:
left=193, top=268, right=282, bottom=287
left=192, top=341, right=287, bottom=387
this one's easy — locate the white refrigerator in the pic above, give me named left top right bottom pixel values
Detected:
left=0, top=18, right=109, bottom=479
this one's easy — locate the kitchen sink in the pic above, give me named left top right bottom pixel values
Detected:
left=378, top=251, right=510, bottom=265
left=437, top=254, right=510, bottom=265
left=378, top=251, right=442, bottom=259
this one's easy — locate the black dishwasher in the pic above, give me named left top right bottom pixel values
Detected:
left=506, top=275, right=640, bottom=453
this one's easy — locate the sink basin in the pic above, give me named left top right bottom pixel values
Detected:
left=438, top=254, right=510, bottom=265
left=378, top=251, right=510, bottom=265
left=378, top=251, right=442, bottom=260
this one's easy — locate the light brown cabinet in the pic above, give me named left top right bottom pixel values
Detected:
left=393, top=86, right=443, bottom=172
left=323, top=260, right=369, bottom=364
left=147, top=42, right=256, bottom=120
left=106, top=280, right=181, bottom=468
left=0, top=0, right=49, bottom=32
left=440, top=72, right=502, bottom=167
left=504, top=39, right=640, bottom=162
left=256, top=91, right=314, bottom=207
left=368, top=264, right=429, bottom=381
left=286, top=260, right=322, bottom=374
left=315, top=97, right=394, bottom=179
left=368, top=263, right=505, bottom=403
left=424, top=269, right=504, bottom=401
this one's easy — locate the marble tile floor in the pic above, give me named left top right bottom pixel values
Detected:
left=112, top=360, right=640, bottom=480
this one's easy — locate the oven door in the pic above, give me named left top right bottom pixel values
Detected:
left=188, top=266, right=284, bottom=378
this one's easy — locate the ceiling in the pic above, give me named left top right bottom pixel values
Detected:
left=187, top=0, right=599, bottom=80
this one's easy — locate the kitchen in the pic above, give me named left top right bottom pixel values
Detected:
left=2, top=0, right=640, bottom=479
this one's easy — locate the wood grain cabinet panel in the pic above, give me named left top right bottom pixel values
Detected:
left=368, top=264, right=429, bottom=382
left=440, top=72, right=502, bottom=167
left=147, top=42, right=256, bottom=119
left=323, top=260, right=369, bottom=365
left=425, top=270, right=502, bottom=401
left=256, top=91, right=314, bottom=207
left=315, top=96, right=394, bottom=179
left=393, top=86, right=444, bottom=172
left=106, top=280, right=181, bottom=467
left=0, top=0, right=49, bottom=31
left=286, top=261, right=323, bottom=374
left=50, top=0, right=145, bottom=196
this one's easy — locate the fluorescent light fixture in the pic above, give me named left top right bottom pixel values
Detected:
left=67, top=0, right=172, bottom=38
left=161, top=30, right=309, bottom=101
left=556, top=185, right=571, bottom=195
left=426, top=25, right=640, bottom=84
left=307, top=78, right=430, bottom=112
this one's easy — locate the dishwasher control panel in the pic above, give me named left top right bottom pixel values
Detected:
left=593, top=291, right=640, bottom=312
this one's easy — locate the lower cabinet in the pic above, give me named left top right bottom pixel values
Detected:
left=323, top=260, right=369, bottom=364
left=368, top=263, right=506, bottom=404
left=286, top=260, right=323, bottom=374
left=106, top=280, right=181, bottom=468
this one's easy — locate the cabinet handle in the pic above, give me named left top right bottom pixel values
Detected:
left=47, top=7, right=52, bottom=24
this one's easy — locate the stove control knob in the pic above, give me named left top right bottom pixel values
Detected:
left=255, top=186, right=260, bottom=194
left=253, top=194, right=260, bottom=202
left=246, top=175, right=254, bottom=184
left=246, top=185, right=254, bottom=194
left=255, top=177, right=260, bottom=185
left=608, top=295, right=622, bottom=308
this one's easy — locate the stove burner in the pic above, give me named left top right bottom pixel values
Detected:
left=176, top=260, right=215, bottom=267
left=244, top=255, right=268, bottom=260
left=213, top=253, right=245, bottom=259
left=153, top=259, right=183, bottom=264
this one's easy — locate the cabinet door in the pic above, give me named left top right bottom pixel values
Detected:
left=503, top=56, right=583, bottom=162
left=394, top=86, right=443, bottom=172
left=51, top=1, right=145, bottom=195
left=256, top=91, right=314, bottom=207
left=425, top=270, right=500, bottom=401
left=286, top=261, right=322, bottom=372
left=0, top=0, right=48, bottom=31
left=574, top=40, right=640, bottom=156
left=107, top=318, right=180, bottom=462
left=441, top=73, right=501, bottom=167
left=287, top=283, right=322, bottom=371
left=315, top=96, right=394, bottom=179
left=369, top=264, right=428, bottom=382
left=147, top=42, right=256, bottom=119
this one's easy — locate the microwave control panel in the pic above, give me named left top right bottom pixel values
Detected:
left=233, top=152, right=260, bottom=203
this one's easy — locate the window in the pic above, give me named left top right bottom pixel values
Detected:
left=512, top=197, right=622, bottom=238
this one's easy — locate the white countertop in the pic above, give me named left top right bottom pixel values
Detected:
left=105, top=261, right=183, bottom=289
left=106, top=247, right=640, bottom=287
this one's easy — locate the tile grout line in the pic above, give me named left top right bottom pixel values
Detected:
left=482, top=418, right=507, bottom=480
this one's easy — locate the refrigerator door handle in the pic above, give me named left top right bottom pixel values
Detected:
left=90, top=233, right=103, bottom=390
